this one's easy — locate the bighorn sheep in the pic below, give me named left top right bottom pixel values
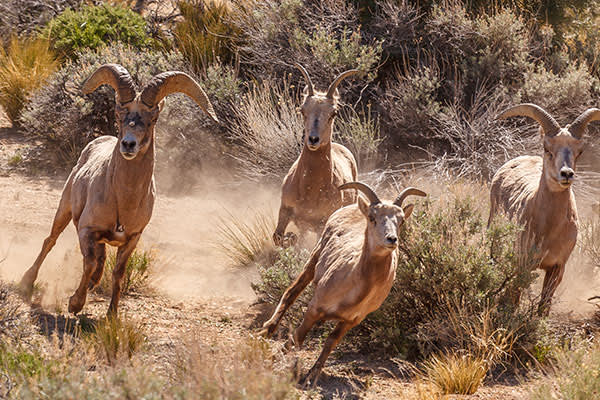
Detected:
left=19, top=64, right=217, bottom=315
left=272, top=64, right=359, bottom=247
left=263, top=182, right=426, bottom=386
left=489, top=103, right=600, bottom=315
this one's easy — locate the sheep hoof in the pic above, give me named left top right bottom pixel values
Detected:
left=282, top=232, right=298, bottom=248
left=68, top=295, right=85, bottom=315
left=299, top=366, right=321, bottom=388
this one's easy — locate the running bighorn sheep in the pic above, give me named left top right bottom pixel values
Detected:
left=20, top=64, right=217, bottom=315
left=273, top=64, right=358, bottom=246
left=263, top=182, right=426, bottom=386
left=489, top=103, right=600, bottom=315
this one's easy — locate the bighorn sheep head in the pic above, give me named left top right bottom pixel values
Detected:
left=498, top=103, right=600, bottom=191
left=340, top=182, right=426, bottom=254
left=82, top=64, right=218, bottom=160
left=295, top=63, right=359, bottom=151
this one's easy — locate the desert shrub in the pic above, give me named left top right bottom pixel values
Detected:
left=0, top=282, right=34, bottom=343
left=86, top=315, right=146, bottom=365
left=43, top=3, right=151, bottom=60
left=233, top=0, right=381, bottom=98
left=96, top=247, right=156, bottom=296
left=0, top=0, right=84, bottom=45
left=519, top=63, right=597, bottom=120
left=215, top=207, right=276, bottom=268
left=20, top=43, right=188, bottom=168
left=176, top=337, right=295, bottom=399
left=175, top=0, right=241, bottom=73
left=228, top=79, right=302, bottom=181
left=352, top=188, right=538, bottom=359
left=252, top=247, right=311, bottom=330
left=334, top=104, right=383, bottom=170
left=530, top=339, right=600, bottom=400
left=0, top=36, right=58, bottom=124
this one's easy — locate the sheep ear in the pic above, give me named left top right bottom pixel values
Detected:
left=403, top=204, right=415, bottom=220
left=358, top=196, right=370, bottom=217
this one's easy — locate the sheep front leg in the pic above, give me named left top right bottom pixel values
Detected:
left=273, top=206, right=296, bottom=247
left=107, top=234, right=141, bottom=315
left=538, top=264, right=564, bottom=316
left=299, top=321, right=353, bottom=387
left=68, top=229, right=102, bottom=314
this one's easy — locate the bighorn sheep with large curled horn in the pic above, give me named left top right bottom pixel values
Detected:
left=489, top=103, right=600, bottom=315
left=20, top=64, right=217, bottom=315
left=272, top=64, right=359, bottom=247
left=263, top=182, right=426, bottom=386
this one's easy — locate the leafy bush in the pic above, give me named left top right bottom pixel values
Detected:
left=175, top=0, right=241, bottom=73
left=20, top=43, right=188, bottom=168
left=96, top=247, right=156, bottom=296
left=44, top=3, right=151, bottom=60
left=0, top=36, right=58, bottom=124
left=334, top=104, right=383, bottom=170
left=228, top=79, right=302, bottom=181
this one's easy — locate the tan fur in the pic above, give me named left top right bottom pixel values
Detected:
left=273, top=88, right=358, bottom=246
left=19, top=65, right=216, bottom=315
left=489, top=107, right=593, bottom=315
left=263, top=183, right=425, bottom=386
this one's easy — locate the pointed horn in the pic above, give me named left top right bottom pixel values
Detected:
left=326, top=69, right=360, bottom=99
left=497, top=103, right=561, bottom=137
left=81, top=64, right=136, bottom=105
left=569, top=108, right=600, bottom=139
left=394, top=187, right=427, bottom=207
left=295, top=63, right=314, bottom=97
left=140, top=71, right=218, bottom=122
left=339, top=182, right=380, bottom=204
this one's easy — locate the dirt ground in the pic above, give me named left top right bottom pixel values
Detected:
left=0, top=108, right=586, bottom=399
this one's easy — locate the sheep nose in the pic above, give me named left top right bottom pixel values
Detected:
left=386, top=235, right=397, bottom=245
left=560, top=167, right=574, bottom=180
left=121, top=138, right=136, bottom=151
left=308, top=136, right=319, bottom=145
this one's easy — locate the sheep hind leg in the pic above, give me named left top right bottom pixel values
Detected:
left=299, top=321, right=354, bottom=388
left=19, top=198, right=72, bottom=298
left=107, top=234, right=141, bottom=316
left=538, top=264, right=564, bottom=317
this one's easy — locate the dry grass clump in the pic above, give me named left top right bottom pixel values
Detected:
left=175, top=336, right=295, bottom=399
left=96, top=246, right=157, bottom=296
left=419, top=351, right=488, bottom=395
left=86, top=315, right=146, bottom=365
left=0, top=36, right=58, bottom=124
left=228, top=79, right=302, bottom=181
left=334, top=104, right=383, bottom=170
left=215, top=207, right=276, bottom=268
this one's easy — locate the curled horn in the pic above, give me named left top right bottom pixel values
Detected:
left=497, top=103, right=561, bottom=137
left=569, top=108, right=600, bottom=139
left=394, top=188, right=427, bottom=207
left=140, top=71, right=218, bottom=122
left=295, top=63, right=314, bottom=97
left=339, top=181, right=380, bottom=204
left=82, top=64, right=136, bottom=105
left=326, top=69, right=360, bottom=99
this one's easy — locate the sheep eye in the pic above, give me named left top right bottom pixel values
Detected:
left=544, top=148, right=553, bottom=159
left=369, top=215, right=376, bottom=224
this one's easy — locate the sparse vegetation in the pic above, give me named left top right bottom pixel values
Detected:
left=96, top=246, right=156, bottom=296
left=87, top=315, right=146, bottom=365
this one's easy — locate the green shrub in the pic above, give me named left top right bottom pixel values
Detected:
left=0, top=36, right=58, bottom=124
left=354, top=189, right=538, bottom=358
left=96, top=247, right=156, bottom=296
left=334, top=104, right=383, bottom=170
left=20, top=44, right=187, bottom=168
left=44, top=3, right=151, bottom=60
